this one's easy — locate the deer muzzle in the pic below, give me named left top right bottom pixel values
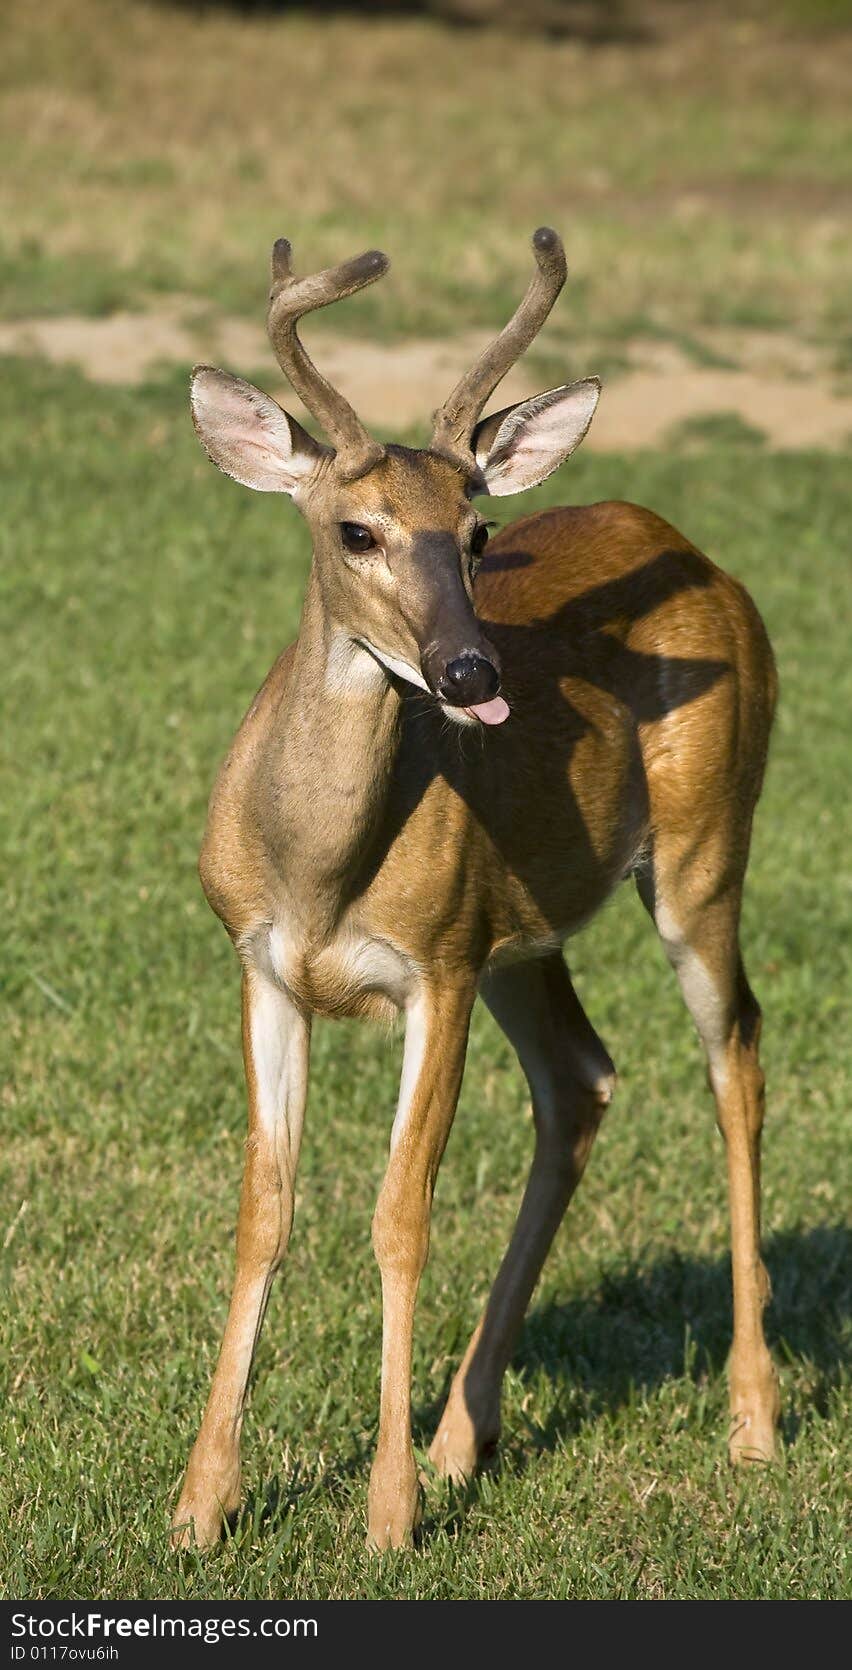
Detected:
left=421, top=634, right=507, bottom=726
left=439, top=653, right=499, bottom=706
left=407, top=532, right=509, bottom=725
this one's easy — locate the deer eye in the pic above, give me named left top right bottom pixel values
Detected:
left=340, top=521, right=376, bottom=554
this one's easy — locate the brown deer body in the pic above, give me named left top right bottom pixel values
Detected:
left=173, top=232, right=779, bottom=1553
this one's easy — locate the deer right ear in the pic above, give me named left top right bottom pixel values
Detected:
left=190, top=367, right=327, bottom=495
left=470, top=378, right=600, bottom=496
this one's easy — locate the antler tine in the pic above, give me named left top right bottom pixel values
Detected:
left=432, top=227, right=568, bottom=469
left=267, top=238, right=389, bottom=477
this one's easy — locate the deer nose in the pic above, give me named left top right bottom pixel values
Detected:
left=439, top=653, right=501, bottom=707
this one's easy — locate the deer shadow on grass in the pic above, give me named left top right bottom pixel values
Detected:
left=412, top=1224, right=850, bottom=1481
left=242, top=1225, right=848, bottom=1542
left=409, top=1224, right=850, bottom=1536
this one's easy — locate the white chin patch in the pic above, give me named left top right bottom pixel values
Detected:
left=357, top=639, right=430, bottom=693
left=440, top=705, right=477, bottom=727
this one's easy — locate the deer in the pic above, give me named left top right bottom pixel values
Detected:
left=171, top=228, right=780, bottom=1554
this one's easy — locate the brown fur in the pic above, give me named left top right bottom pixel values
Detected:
left=199, top=497, right=774, bottom=985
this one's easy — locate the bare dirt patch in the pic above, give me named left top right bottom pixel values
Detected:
left=2, top=307, right=850, bottom=450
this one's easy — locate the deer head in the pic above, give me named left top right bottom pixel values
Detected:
left=190, top=229, right=600, bottom=727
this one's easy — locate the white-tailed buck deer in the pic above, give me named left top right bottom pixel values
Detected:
left=173, top=229, right=779, bottom=1552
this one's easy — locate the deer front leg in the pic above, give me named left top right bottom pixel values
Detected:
left=367, top=982, right=474, bottom=1552
left=172, top=969, right=310, bottom=1549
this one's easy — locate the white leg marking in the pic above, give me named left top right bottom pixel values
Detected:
left=248, top=974, right=309, bottom=1153
left=654, top=900, right=729, bottom=1088
left=390, top=994, right=429, bottom=1153
left=223, top=976, right=309, bottom=1391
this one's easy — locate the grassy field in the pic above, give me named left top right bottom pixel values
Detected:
left=1, top=0, right=850, bottom=1606
left=1, top=357, right=849, bottom=1599
left=2, top=0, right=851, bottom=358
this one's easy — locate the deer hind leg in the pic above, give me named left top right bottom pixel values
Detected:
left=636, top=859, right=779, bottom=1462
left=367, top=982, right=475, bottom=1551
left=171, top=970, right=310, bottom=1549
left=429, top=953, right=616, bottom=1483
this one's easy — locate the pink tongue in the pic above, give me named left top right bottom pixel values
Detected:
left=466, top=695, right=510, bottom=726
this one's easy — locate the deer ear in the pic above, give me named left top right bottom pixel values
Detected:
left=190, top=366, right=327, bottom=495
left=471, top=378, right=600, bottom=497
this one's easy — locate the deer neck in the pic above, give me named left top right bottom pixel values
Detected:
left=263, top=568, right=406, bottom=923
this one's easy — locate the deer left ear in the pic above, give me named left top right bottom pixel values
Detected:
left=190, top=366, right=327, bottom=496
left=471, top=377, right=600, bottom=497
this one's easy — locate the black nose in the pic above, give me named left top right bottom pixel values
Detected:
left=439, top=654, right=501, bottom=707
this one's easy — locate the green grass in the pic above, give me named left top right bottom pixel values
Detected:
left=1, top=358, right=849, bottom=1599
